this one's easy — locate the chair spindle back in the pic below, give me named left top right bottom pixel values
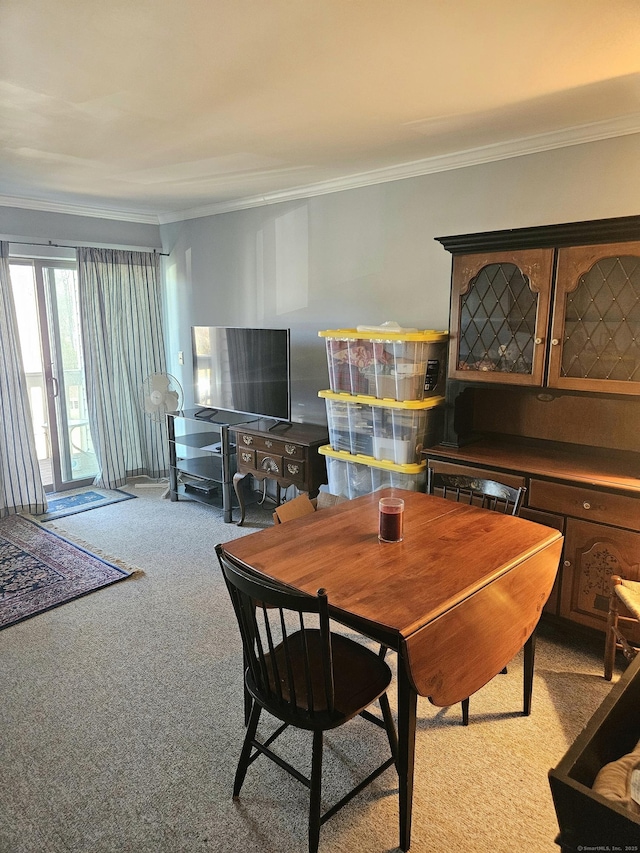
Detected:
left=427, top=469, right=525, bottom=516
left=216, top=547, right=336, bottom=722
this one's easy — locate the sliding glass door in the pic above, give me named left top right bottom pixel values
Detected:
left=9, top=259, right=98, bottom=491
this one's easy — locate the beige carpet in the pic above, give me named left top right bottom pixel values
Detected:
left=0, top=482, right=620, bottom=853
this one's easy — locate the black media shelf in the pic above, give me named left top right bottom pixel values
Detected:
left=167, top=409, right=254, bottom=523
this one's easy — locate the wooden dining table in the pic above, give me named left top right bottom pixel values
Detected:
left=220, top=487, right=564, bottom=851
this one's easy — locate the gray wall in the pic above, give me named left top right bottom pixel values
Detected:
left=160, top=134, right=640, bottom=424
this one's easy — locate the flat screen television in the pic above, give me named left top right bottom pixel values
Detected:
left=192, top=326, right=291, bottom=422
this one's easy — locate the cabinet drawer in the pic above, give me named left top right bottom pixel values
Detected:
left=282, top=441, right=304, bottom=460
left=237, top=432, right=283, bottom=454
left=256, top=451, right=283, bottom=477
left=282, top=458, right=306, bottom=486
left=237, top=431, right=304, bottom=459
left=529, top=480, right=640, bottom=531
left=249, top=451, right=307, bottom=487
left=238, top=448, right=256, bottom=469
left=426, top=458, right=526, bottom=490
left=519, top=507, right=565, bottom=532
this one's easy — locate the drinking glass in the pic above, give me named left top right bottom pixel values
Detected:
left=378, top=497, right=404, bottom=542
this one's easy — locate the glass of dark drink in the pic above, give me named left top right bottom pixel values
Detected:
left=378, top=497, right=404, bottom=542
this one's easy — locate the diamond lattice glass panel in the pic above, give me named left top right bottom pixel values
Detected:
left=458, top=263, right=537, bottom=375
left=562, top=255, right=640, bottom=381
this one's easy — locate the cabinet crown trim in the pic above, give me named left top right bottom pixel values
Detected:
left=437, top=215, right=640, bottom=255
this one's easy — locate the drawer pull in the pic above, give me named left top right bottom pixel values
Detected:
left=265, top=439, right=273, bottom=449
left=285, top=444, right=296, bottom=455
left=287, top=463, right=300, bottom=475
left=551, top=338, right=560, bottom=346
left=241, top=452, right=253, bottom=463
left=261, top=456, right=280, bottom=474
left=563, top=560, right=571, bottom=568
left=534, top=337, right=543, bottom=345
left=242, top=435, right=253, bottom=446
left=583, top=501, right=591, bottom=510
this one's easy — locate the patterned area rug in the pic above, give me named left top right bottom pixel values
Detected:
left=0, top=515, right=135, bottom=630
left=38, top=487, right=136, bottom=521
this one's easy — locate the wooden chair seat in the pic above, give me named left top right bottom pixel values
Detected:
left=255, top=629, right=394, bottom=727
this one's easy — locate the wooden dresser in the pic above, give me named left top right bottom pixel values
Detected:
left=230, top=421, right=328, bottom=525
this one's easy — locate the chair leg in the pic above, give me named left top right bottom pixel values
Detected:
left=308, top=730, right=323, bottom=853
left=461, top=697, right=469, bottom=726
left=523, top=631, right=536, bottom=716
left=243, top=686, right=252, bottom=725
left=233, top=701, right=261, bottom=799
left=379, top=692, right=398, bottom=764
left=604, top=592, right=620, bottom=681
left=242, top=654, right=252, bottom=724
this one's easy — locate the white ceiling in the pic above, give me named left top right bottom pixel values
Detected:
left=2, top=0, right=640, bottom=223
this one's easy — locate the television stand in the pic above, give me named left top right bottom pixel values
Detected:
left=230, top=421, right=329, bottom=525
left=166, top=408, right=254, bottom=522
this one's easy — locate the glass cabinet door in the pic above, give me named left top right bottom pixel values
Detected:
left=549, top=242, right=640, bottom=395
left=449, top=249, right=554, bottom=386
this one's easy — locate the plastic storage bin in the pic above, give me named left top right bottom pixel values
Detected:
left=318, top=445, right=427, bottom=500
left=319, top=328, right=448, bottom=401
left=319, top=390, right=444, bottom=465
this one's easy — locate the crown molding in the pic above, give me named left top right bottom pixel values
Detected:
left=2, top=113, right=640, bottom=226
left=0, top=194, right=159, bottom=224
left=159, top=113, right=640, bottom=224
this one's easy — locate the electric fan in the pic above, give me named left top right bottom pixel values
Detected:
left=141, top=373, right=184, bottom=422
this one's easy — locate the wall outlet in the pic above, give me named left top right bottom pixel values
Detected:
left=178, top=351, right=184, bottom=365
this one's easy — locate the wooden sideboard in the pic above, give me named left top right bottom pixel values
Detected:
left=230, top=421, right=328, bottom=525
left=431, top=216, right=640, bottom=638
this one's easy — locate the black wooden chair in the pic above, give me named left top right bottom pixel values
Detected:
left=427, top=469, right=525, bottom=516
left=426, top=468, right=529, bottom=725
left=215, top=545, right=398, bottom=853
left=604, top=574, right=640, bottom=680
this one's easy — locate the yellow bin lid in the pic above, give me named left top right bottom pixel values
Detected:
left=318, top=444, right=427, bottom=475
left=318, top=389, right=445, bottom=410
left=319, top=328, right=448, bottom=343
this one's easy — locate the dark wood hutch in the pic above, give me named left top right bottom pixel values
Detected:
left=427, top=215, right=640, bottom=639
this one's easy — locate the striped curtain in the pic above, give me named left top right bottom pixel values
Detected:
left=0, top=242, right=48, bottom=516
left=77, top=248, right=169, bottom=489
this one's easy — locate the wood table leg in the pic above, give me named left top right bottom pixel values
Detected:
left=233, top=472, right=248, bottom=526
left=523, top=630, right=537, bottom=715
left=397, top=659, right=417, bottom=851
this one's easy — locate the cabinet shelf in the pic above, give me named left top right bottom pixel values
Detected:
left=426, top=435, right=640, bottom=496
left=173, top=432, right=228, bottom=452
left=175, top=455, right=224, bottom=480
left=174, top=481, right=234, bottom=509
